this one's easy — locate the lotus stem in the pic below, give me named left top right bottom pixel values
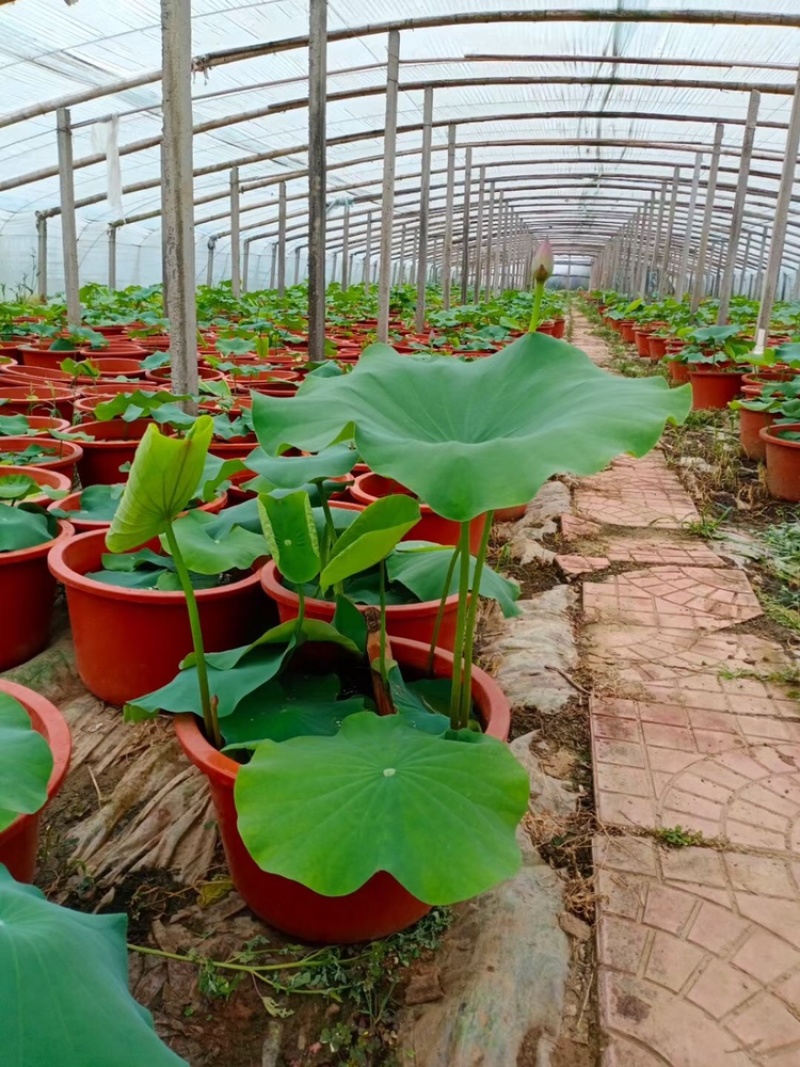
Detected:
left=163, top=523, right=221, bottom=749
left=458, top=510, right=494, bottom=729
left=426, top=542, right=461, bottom=676
left=529, top=280, right=545, bottom=334
left=379, top=560, right=389, bottom=685
left=448, top=522, right=473, bottom=729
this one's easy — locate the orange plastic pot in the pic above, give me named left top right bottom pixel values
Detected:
left=351, top=473, right=487, bottom=554
left=0, top=386, right=75, bottom=420
left=648, top=336, right=668, bottom=359
left=173, top=636, right=511, bottom=943
left=619, top=320, right=637, bottom=343
left=688, top=368, right=745, bottom=410
left=551, top=318, right=566, bottom=340
left=65, top=418, right=152, bottom=485
left=0, top=679, right=72, bottom=882
left=760, top=422, right=800, bottom=501
left=0, top=437, right=82, bottom=478
left=261, top=560, right=462, bottom=651
left=535, top=321, right=556, bottom=336
left=48, top=530, right=273, bottom=705
left=668, top=360, right=690, bottom=385
left=48, top=488, right=228, bottom=533
left=0, top=415, right=70, bottom=437
left=634, top=328, right=653, bottom=357
left=0, top=464, right=71, bottom=504
left=739, top=408, right=775, bottom=461
left=0, top=520, right=74, bottom=671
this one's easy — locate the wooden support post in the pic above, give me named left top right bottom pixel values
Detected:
left=364, top=211, right=373, bottom=289
left=441, top=123, right=456, bottom=309
left=473, top=165, right=486, bottom=302
left=738, top=231, right=753, bottom=295
left=294, top=246, right=302, bottom=285
left=230, top=166, right=241, bottom=297
left=638, top=193, right=656, bottom=296
left=651, top=181, right=668, bottom=293
left=398, top=221, right=407, bottom=285
left=718, top=93, right=759, bottom=322
left=341, top=203, right=350, bottom=289
left=35, top=213, right=47, bottom=300
left=277, top=181, right=287, bottom=296
left=331, top=251, right=338, bottom=285
left=270, top=242, right=278, bottom=289
left=414, top=87, right=433, bottom=332
left=377, top=30, right=400, bottom=342
left=755, top=61, right=800, bottom=351
left=206, top=236, right=216, bottom=286
left=160, top=0, right=197, bottom=396
left=484, top=181, right=496, bottom=300
left=56, top=108, right=81, bottom=327
left=242, top=239, right=250, bottom=292
left=107, top=225, right=117, bottom=290
left=691, top=123, right=724, bottom=312
left=460, top=146, right=472, bottom=303
left=756, top=225, right=769, bottom=298
left=658, top=166, right=680, bottom=295
left=675, top=153, right=703, bottom=300
left=307, top=0, right=327, bottom=360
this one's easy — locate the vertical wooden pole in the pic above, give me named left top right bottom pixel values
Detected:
left=230, top=166, right=241, bottom=298
left=341, top=203, right=350, bottom=289
left=377, top=30, right=400, bottom=342
left=398, top=222, right=407, bottom=285
left=473, top=165, right=486, bottom=302
left=650, top=181, right=668, bottom=293
left=160, top=0, right=197, bottom=396
left=718, top=94, right=759, bottom=321
left=242, top=239, right=250, bottom=292
left=364, top=211, right=373, bottom=290
left=675, top=153, right=703, bottom=300
left=56, top=108, right=81, bottom=327
left=107, top=225, right=117, bottom=291
left=277, top=181, right=287, bottom=296
left=691, top=123, right=724, bottom=312
left=414, top=87, right=433, bottom=332
left=35, top=213, right=47, bottom=301
left=331, top=252, right=338, bottom=285
left=755, top=225, right=769, bottom=298
left=206, top=237, right=215, bottom=287
left=737, top=230, right=753, bottom=296
left=658, top=166, right=680, bottom=294
left=755, top=61, right=800, bottom=351
left=307, top=0, right=327, bottom=360
left=294, top=246, right=302, bottom=285
left=441, top=123, right=456, bottom=309
left=460, top=146, right=472, bottom=303
left=484, top=181, right=496, bottom=300
left=270, top=243, right=278, bottom=289
left=638, top=193, right=656, bottom=296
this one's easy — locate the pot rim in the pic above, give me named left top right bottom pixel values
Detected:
left=47, top=488, right=229, bottom=530
left=175, top=634, right=511, bottom=787
left=47, top=526, right=264, bottom=603
left=0, top=437, right=83, bottom=468
left=0, top=678, right=72, bottom=847
left=759, top=420, right=800, bottom=448
left=261, top=559, right=461, bottom=619
left=351, top=472, right=434, bottom=516
left=0, top=518, right=74, bottom=568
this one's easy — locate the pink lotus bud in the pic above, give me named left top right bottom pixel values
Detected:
left=532, top=239, right=553, bottom=284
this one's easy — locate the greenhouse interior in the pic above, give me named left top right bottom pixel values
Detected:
left=3, top=2, right=800, bottom=1065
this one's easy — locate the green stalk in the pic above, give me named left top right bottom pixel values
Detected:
left=163, top=523, right=220, bottom=749
left=379, top=560, right=389, bottom=684
left=458, top=510, right=494, bottom=729
left=528, top=280, right=545, bottom=333
left=426, top=542, right=462, bottom=676
left=448, top=523, right=473, bottom=729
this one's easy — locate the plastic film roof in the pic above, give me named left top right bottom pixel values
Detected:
left=0, top=1, right=799, bottom=292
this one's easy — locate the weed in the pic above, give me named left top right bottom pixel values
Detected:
left=760, top=595, right=800, bottom=634
left=653, top=826, right=706, bottom=849
left=718, top=665, right=800, bottom=688
left=684, top=507, right=731, bottom=539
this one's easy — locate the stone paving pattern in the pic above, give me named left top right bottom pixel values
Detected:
left=569, top=316, right=800, bottom=1065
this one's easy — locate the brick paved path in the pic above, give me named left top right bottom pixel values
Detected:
left=568, top=314, right=800, bottom=1067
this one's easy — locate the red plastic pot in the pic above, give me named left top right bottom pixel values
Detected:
left=173, top=636, right=510, bottom=943
left=760, top=422, right=800, bottom=501
left=0, top=464, right=71, bottom=503
left=634, top=328, right=653, bottom=357
left=1, top=415, right=70, bottom=437
left=0, top=437, right=82, bottom=478
left=351, top=473, right=487, bottom=554
left=535, top=321, right=555, bottom=336
left=261, top=560, right=462, bottom=651
left=0, top=679, right=72, bottom=882
left=688, top=368, right=745, bottom=410
left=551, top=318, right=566, bottom=340
left=0, top=386, right=75, bottom=421
left=0, top=520, right=74, bottom=671
left=146, top=366, right=224, bottom=386
left=619, top=320, right=637, bottom=344
left=48, top=488, right=228, bottom=533
left=668, top=360, right=690, bottom=385
left=739, top=407, right=775, bottom=461
left=65, top=418, right=152, bottom=485
left=48, top=529, right=272, bottom=705
left=648, top=336, right=668, bottom=359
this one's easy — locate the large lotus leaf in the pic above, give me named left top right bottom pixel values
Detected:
left=162, top=510, right=266, bottom=575
left=0, top=694, right=53, bottom=832
left=0, top=474, right=39, bottom=503
left=320, top=495, right=420, bottom=591
left=0, top=504, right=56, bottom=551
left=387, top=541, right=521, bottom=618
left=235, top=712, right=529, bottom=903
left=0, top=414, right=31, bottom=436
left=250, top=335, right=691, bottom=521
left=106, top=417, right=214, bottom=552
left=244, top=443, right=357, bottom=487
left=0, top=866, right=187, bottom=1067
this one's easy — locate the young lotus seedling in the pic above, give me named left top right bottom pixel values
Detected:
left=529, top=237, right=554, bottom=332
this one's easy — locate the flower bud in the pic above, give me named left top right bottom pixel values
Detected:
left=532, top=239, right=553, bottom=284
